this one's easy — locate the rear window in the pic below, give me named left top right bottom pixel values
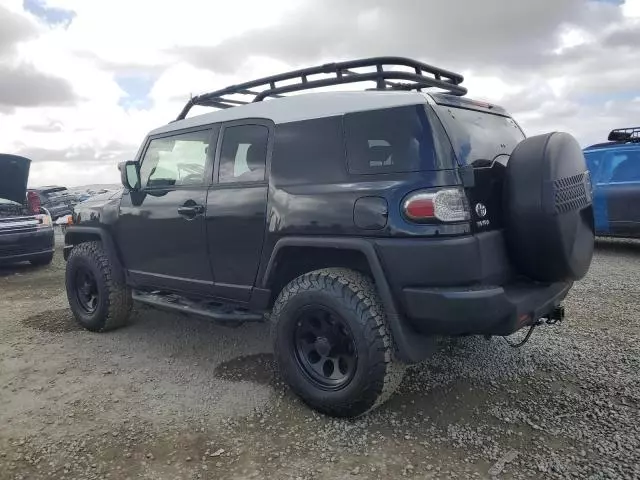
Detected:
left=42, top=187, right=68, bottom=198
left=345, top=105, right=440, bottom=175
left=435, top=106, right=525, bottom=166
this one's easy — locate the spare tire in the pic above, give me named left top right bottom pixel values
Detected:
left=504, top=132, right=594, bottom=283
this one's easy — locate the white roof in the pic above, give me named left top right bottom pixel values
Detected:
left=150, top=90, right=430, bottom=136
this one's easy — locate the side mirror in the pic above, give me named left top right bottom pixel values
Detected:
left=118, top=161, right=140, bottom=191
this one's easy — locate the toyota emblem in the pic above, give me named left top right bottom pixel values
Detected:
left=475, top=203, right=487, bottom=218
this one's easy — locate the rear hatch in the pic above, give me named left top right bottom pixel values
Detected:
left=429, top=94, right=526, bottom=233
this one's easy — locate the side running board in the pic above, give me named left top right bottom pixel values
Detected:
left=132, top=290, right=264, bottom=325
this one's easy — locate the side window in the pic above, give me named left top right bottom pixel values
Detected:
left=610, top=152, right=640, bottom=182
left=599, top=153, right=629, bottom=184
left=139, top=129, right=212, bottom=188
left=271, top=116, right=346, bottom=186
left=345, top=105, right=437, bottom=174
left=218, top=125, right=269, bottom=183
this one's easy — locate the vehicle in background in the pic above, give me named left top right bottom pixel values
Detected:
left=583, top=127, right=640, bottom=238
left=27, top=185, right=77, bottom=220
left=76, top=192, right=92, bottom=202
left=0, top=154, right=55, bottom=266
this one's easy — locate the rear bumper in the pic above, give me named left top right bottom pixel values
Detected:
left=402, top=281, right=571, bottom=336
left=0, top=227, right=55, bottom=264
left=373, top=231, right=574, bottom=336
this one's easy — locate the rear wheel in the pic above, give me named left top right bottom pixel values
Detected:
left=29, top=251, right=53, bottom=267
left=271, top=268, right=405, bottom=418
left=65, top=241, right=132, bottom=332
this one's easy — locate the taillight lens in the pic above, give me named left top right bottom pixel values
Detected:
left=27, top=191, right=41, bottom=214
left=403, top=188, right=470, bottom=223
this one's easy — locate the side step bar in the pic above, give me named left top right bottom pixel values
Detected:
left=132, top=290, right=265, bottom=325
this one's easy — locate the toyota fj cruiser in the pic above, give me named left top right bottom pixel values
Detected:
left=64, top=57, right=595, bottom=417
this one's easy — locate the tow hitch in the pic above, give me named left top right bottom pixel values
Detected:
left=503, top=305, right=565, bottom=348
left=545, top=305, right=565, bottom=325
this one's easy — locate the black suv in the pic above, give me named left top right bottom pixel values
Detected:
left=64, top=58, right=595, bottom=417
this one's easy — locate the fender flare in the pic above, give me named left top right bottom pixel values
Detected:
left=262, top=237, right=436, bottom=364
left=64, top=225, right=126, bottom=284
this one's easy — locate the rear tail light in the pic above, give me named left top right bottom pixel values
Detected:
left=403, top=188, right=470, bottom=223
left=27, top=191, right=41, bottom=214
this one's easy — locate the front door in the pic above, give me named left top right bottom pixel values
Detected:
left=116, top=126, right=218, bottom=295
left=205, top=121, right=271, bottom=302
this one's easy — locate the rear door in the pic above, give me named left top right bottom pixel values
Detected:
left=116, top=126, right=218, bottom=295
left=205, top=120, right=271, bottom=302
left=603, top=150, right=640, bottom=236
left=430, top=97, right=526, bottom=233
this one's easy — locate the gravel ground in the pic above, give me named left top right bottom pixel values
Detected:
left=0, top=233, right=638, bottom=479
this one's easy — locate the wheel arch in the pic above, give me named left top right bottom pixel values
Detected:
left=64, top=226, right=126, bottom=283
left=261, top=237, right=436, bottom=364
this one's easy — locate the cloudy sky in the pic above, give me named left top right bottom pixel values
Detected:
left=1, top=0, right=639, bottom=187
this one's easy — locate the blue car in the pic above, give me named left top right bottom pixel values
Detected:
left=583, top=127, right=640, bottom=238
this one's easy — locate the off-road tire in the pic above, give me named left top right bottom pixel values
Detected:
left=66, top=241, right=132, bottom=332
left=271, top=268, right=405, bottom=418
left=29, top=251, right=54, bottom=266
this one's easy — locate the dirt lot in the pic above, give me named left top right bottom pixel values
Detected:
left=0, top=233, right=638, bottom=480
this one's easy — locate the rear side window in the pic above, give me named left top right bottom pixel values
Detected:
left=218, top=125, right=269, bottom=183
left=345, top=105, right=439, bottom=174
left=272, top=116, right=346, bottom=185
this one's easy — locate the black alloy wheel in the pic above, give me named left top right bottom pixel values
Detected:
left=74, top=266, right=99, bottom=314
left=293, top=306, right=357, bottom=390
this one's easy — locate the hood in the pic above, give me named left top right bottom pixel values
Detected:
left=0, top=154, right=31, bottom=204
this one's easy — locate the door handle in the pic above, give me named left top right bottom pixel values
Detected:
left=178, top=204, right=204, bottom=218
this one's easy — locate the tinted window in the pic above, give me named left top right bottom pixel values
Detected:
left=272, top=117, right=346, bottom=185
left=436, top=106, right=525, bottom=166
left=585, top=150, right=640, bottom=184
left=611, top=153, right=640, bottom=182
left=219, top=125, right=268, bottom=183
left=140, top=129, right=211, bottom=188
left=345, top=105, right=438, bottom=174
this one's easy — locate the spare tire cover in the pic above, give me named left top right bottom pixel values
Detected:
left=504, top=132, right=594, bottom=283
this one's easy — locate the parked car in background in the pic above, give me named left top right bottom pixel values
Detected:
left=0, top=154, right=55, bottom=266
left=583, top=127, right=640, bottom=238
left=27, top=185, right=76, bottom=220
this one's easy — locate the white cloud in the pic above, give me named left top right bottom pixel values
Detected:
left=0, top=0, right=639, bottom=187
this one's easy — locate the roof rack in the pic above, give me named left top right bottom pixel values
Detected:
left=608, top=127, right=640, bottom=142
left=175, top=56, right=467, bottom=121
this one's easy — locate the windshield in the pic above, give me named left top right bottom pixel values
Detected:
left=435, top=106, right=525, bottom=167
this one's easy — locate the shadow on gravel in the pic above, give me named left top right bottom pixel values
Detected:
left=214, top=353, right=276, bottom=386
left=21, top=308, right=82, bottom=333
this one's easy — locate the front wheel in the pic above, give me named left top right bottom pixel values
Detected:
left=271, top=268, right=405, bottom=418
left=65, top=241, right=132, bottom=332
